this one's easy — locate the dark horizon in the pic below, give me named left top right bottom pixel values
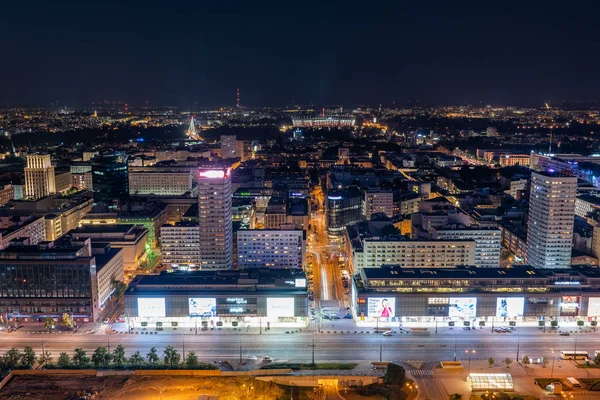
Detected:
left=2, top=1, right=599, bottom=108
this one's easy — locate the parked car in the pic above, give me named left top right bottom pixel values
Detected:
left=559, top=331, right=571, bottom=336
left=263, top=356, right=273, bottom=362
left=382, top=331, right=393, bottom=336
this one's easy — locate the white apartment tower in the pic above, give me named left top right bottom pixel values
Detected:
left=526, top=171, right=577, bottom=269
left=197, top=168, right=233, bottom=269
left=363, top=189, right=394, bottom=219
left=25, top=154, right=56, bottom=200
left=220, top=135, right=237, bottom=159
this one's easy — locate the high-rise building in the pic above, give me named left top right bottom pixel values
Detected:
left=432, top=226, right=501, bottom=268
left=24, top=154, right=55, bottom=199
left=526, top=171, right=577, bottom=269
left=220, top=135, right=237, bottom=159
left=237, top=229, right=305, bottom=270
left=363, top=189, right=393, bottom=219
left=161, top=221, right=201, bottom=267
left=326, top=188, right=363, bottom=235
left=92, top=154, right=128, bottom=207
left=198, top=168, right=233, bottom=269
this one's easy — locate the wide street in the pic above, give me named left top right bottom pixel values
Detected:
left=2, top=328, right=600, bottom=365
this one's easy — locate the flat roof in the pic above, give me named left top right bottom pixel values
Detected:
left=71, top=224, right=134, bottom=234
left=95, top=248, right=122, bottom=272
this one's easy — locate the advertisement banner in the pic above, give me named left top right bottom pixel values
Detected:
left=217, top=297, right=256, bottom=315
left=266, top=298, right=295, bottom=317
left=588, top=298, right=600, bottom=316
left=496, top=297, right=525, bottom=317
left=367, top=298, right=396, bottom=318
left=448, top=297, right=477, bottom=318
left=138, top=298, right=166, bottom=318
left=560, top=296, right=580, bottom=316
left=189, top=298, right=216, bottom=317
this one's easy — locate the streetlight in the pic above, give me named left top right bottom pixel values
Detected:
left=516, top=334, right=520, bottom=363
left=465, top=349, right=476, bottom=376
left=453, top=334, right=457, bottom=361
left=551, top=349, right=556, bottom=379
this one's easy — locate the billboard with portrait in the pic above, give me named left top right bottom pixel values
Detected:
left=448, top=297, right=477, bottom=318
left=367, top=298, right=396, bottom=318
left=588, top=298, right=600, bottom=316
left=138, top=298, right=166, bottom=318
left=189, top=298, right=217, bottom=317
left=496, top=297, right=525, bottom=317
left=560, top=296, right=580, bottom=316
left=266, top=298, right=295, bottom=317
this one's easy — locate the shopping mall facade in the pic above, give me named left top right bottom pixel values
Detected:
left=352, top=265, right=600, bottom=327
left=124, top=269, right=309, bottom=329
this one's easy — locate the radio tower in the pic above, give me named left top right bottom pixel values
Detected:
left=186, top=115, right=199, bottom=140
left=236, top=88, right=240, bottom=108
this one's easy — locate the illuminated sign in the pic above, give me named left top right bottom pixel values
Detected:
left=496, top=297, right=525, bottom=317
left=560, top=296, right=580, bottom=316
left=555, top=281, right=581, bottom=285
left=327, top=196, right=342, bottom=200
left=367, top=298, right=396, bottom=318
left=189, top=298, right=216, bottom=317
left=198, top=169, right=230, bottom=179
left=428, top=297, right=449, bottom=305
left=589, top=298, right=600, bottom=316
left=295, top=278, right=307, bottom=288
left=138, top=298, right=166, bottom=318
left=266, top=298, right=294, bottom=317
left=449, top=297, right=477, bottom=318
left=225, top=298, right=247, bottom=304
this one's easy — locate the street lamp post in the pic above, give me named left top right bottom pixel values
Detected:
left=465, top=349, right=476, bottom=376
left=516, top=334, right=520, bottom=363
left=379, top=331, right=383, bottom=362
left=453, top=334, right=457, bottom=362
left=551, top=349, right=555, bottom=379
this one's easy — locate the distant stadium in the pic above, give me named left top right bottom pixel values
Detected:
left=292, top=115, right=355, bottom=128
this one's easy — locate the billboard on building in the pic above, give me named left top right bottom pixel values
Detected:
left=218, top=297, right=254, bottom=315
left=588, top=298, right=600, bottom=316
left=138, top=298, right=166, bottom=318
left=189, top=298, right=216, bottom=317
left=427, top=297, right=449, bottom=316
left=449, top=297, right=477, bottom=318
left=266, top=298, right=294, bottom=317
left=367, top=298, right=396, bottom=318
left=560, top=296, right=580, bottom=316
left=496, top=297, right=525, bottom=317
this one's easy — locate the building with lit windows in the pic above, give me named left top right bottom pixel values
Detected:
left=24, top=154, right=55, bottom=200
left=161, top=221, right=201, bottom=268
left=128, top=171, right=192, bottom=196
left=237, top=229, right=305, bottom=270
left=432, top=227, right=501, bottom=268
left=326, top=189, right=363, bottom=236
left=92, top=154, right=128, bottom=207
left=220, top=135, right=237, bottom=159
left=198, top=168, right=233, bottom=269
left=363, top=189, right=393, bottom=220
left=526, top=171, right=577, bottom=269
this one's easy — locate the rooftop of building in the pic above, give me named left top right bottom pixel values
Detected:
left=94, top=247, right=123, bottom=272
left=71, top=224, right=135, bottom=234
left=577, top=194, right=600, bottom=206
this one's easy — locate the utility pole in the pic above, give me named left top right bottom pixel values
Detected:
left=453, top=334, right=457, bottom=361
left=379, top=332, right=383, bottom=362
left=516, top=334, right=520, bottom=363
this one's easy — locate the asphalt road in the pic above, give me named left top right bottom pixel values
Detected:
left=2, top=329, right=600, bottom=364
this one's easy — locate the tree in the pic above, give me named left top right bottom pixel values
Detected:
left=594, top=352, right=600, bottom=365
left=21, top=346, right=36, bottom=368
left=57, top=352, right=70, bottom=368
left=541, top=356, right=549, bottom=368
left=522, top=355, right=530, bottom=367
left=112, top=345, right=126, bottom=367
left=62, top=313, right=74, bottom=330
left=129, top=351, right=145, bottom=367
left=73, top=348, right=89, bottom=367
left=4, top=348, right=21, bottom=368
left=384, top=363, right=406, bottom=384
left=112, top=280, right=128, bottom=299
left=44, top=317, right=55, bottom=332
left=146, top=347, right=159, bottom=365
left=163, top=345, right=181, bottom=367
left=488, top=357, right=495, bottom=367
left=185, top=351, right=199, bottom=368
left=504, top=357, right=513, bottom=368
left=39, top=350, right=52, bottom=365
left=92, top=346, right=111, bottom=368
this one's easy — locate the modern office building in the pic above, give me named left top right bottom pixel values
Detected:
left=326, top=188, right=363, bottom=235
left=128, top=171, right=192, bottom=196
left=526, top=171, right=577, bottom=269
left=160, top=221, right=201, bottom=268
left=220, top=135, right=237, bottom=159
left=92, top=154, right=128, bottom=207
left=197, top=167, right=233, bottom=269
left=363, top=189, right=393, bottom=220
left=0, top=215, right=46, bottom=249
left=71, top=163, right=93, bottom=191
left=432, top=226, right=501, bottom=268
left=237, top=229, right=306, bottom=270
left=0, top=238, right=124, bottom=323
left=24, top=154, right=56, bottom=200
left=124, top=269, right=308, bottom=329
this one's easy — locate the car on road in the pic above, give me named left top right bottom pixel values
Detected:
left=263, top=356, right=273, bottom=362
left=344, top=314, right=353, bottom=319
left=322, top=314, right=330, bottom=320
left=329, top=315, right=341, bottom=320
left=559, top=331, right=571, bottom=336
left=248, top=355, right=258, bottom=361
left=382, top=331, right=393, bottom=336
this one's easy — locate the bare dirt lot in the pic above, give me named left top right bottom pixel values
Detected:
left=0, top=375, right=286, bottom=400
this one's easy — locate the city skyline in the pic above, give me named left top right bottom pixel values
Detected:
left=2, top=1, right=600, bottom=107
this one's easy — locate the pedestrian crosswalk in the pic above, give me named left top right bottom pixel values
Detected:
left=406, top=369, right=433, bottom=377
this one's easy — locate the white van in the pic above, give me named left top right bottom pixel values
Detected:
left=566, top=377, right=581, bottom=387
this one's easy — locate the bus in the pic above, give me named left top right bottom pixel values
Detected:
left=560, top=351, right=589, bottom=360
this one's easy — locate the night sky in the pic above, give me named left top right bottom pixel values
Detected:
left=2, top=1, right=599, bottom=108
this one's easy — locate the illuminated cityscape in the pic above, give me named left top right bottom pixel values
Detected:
left=1, top=1, right=600, bottom=399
